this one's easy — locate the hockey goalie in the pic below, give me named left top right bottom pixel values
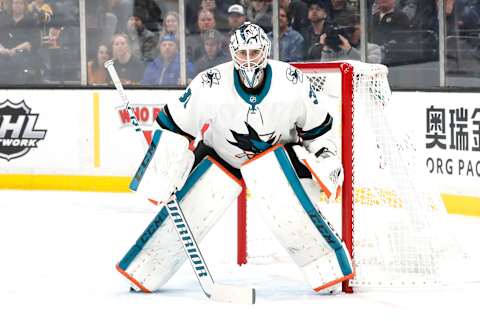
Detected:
left=116, top=22, right=354, bottom=295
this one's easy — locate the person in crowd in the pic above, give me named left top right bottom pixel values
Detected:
left=199, top=0, right=229, bottom=31
left=160, top=11, right=181, bottom=38
left=320, top=14, right=382, bottom=63
left=132, top=0, right=163, bottom=33
left=222, top=4, right=247, bottom=51
left=141, top=34, right=194, bottom=86
left=0, top=0, right=41, bottom=84
left=402, top=0, right=437, bottom=30
left=197, top=7, right=217, bottom=33
left=396, top=0, right=418, bottom=22
left=279, top=0, right=309, bottom=32
left=111, top=33, right=144, bottom=84
left=329, top=0, right=355, bottom=26
left=87, top=43, right=111, bottom=85
left=0, top=0, right=8, bottom=12
left=195, top=29, right=228, bottom=74
left=247, top=0, right=273, bottom=33
left=268, top=6, right=304, bottom=62
left=126, top=8, right=157, bottom=64
left=187, top=9, right=217, bottom=62
left=370, top=0, right=410, bottom=46
left=185, top=0, right=236, bottom=33
left=227, top=3, right=246, bottom=32
left=300, top=0, right=329, bottom=61
left=28, top=0, right=53, bottom=26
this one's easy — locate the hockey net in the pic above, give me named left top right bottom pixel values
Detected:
left=237, top=60, right=464, bottom=291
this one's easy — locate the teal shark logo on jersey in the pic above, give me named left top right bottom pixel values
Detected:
left=228, top=122, right=279, bottom=159
left=286, top=67, right=303, bottom=84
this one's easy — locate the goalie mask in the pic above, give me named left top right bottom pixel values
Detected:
left=229, top=22, right=271, bottom=89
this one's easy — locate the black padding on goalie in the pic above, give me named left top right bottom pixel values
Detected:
left=284, top=143, right=312, bottom=179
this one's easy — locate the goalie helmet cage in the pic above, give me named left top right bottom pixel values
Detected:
left=236, top=60, right=462, bottom=293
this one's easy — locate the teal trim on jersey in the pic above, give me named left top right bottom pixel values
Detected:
left=157, top=110, right=177, bottom=133
left=129, top=130, right=162, bottom=191
left=299, top=113, right=333, bottom=141
left=273, top=147, right=353, bottom=276
left=233, top=64, right=273, bottom=107
left=118, top=158, right=213, bottom=271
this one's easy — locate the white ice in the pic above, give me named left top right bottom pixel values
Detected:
left=1, top=190, right=479, bottom=321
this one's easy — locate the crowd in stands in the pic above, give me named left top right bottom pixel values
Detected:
left=0, top=0, right=79, bottom=84
left=2, top=0, right=480, bottom=86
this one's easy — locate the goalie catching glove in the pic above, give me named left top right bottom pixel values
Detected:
left=292, top=142, right=343, bottom=202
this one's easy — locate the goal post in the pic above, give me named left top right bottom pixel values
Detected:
left=236, top=60, right=464, bottom=292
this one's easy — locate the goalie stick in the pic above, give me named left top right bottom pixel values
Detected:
left=104, top=60, right=255, bottom=304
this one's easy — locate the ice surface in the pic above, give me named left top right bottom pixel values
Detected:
left=0, top=190, right=478, bottom=321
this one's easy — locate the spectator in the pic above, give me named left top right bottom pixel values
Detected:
left=227, top=4, right=246, bottom=32
left=406, top=0, right=437, bottom=31
left=279, top=0, right=309, bottom=32
left=268, top=6, right=304, bottom=62
left=300, top=0, right=329, bottom=60
left=111, top=33, right=144, bottom=84
left=87, top=43, right=111, bottom=85
left=141, top=34, right=194, bottom=86
left=247, top=0, right=273, bottom=33
left=370, top=0, right=410, bottom=46
left=0, top=0, right=41, bottom=84
left=28, top=0, right=53, bottom=26
left=223, top=4, right=247, bottom=51
left=329, top=0, right=355, bottom=26
left=195, top=29, right=228, bottom=74
left=41, top=24, right=62, bottom=48
left=199, top=0, right=229, bottom=31
left=187, top=9, right=217, bottom=61
left=397, top=0, right=418, bottom=22
left=197, top=8, right=216, bottom=33
left=133, top=0, right=163, bottom=33
left=160, top=11, right=181, bottom=38
left=126, top=8, right=157, bottom=64
left=0, top=0, right=8, bottom=12
left=320, top=14, right=382, bottom=63
left=185, top=0, right=236, bottom=33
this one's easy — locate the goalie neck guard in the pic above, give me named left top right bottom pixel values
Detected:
left=229, top=22, right=271, bottom=89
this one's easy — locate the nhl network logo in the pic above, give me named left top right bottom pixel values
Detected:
left=0, top=99, right=47, bottom=161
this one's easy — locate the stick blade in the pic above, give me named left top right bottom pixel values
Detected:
left=210, top=284, right=256, bottom=304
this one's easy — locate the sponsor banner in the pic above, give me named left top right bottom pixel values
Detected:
left=0, top=89, right=182, bottom=176
left=391, top=92, right=480, bottom=198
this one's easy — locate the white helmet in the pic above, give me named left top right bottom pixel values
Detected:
left=229, top=22, right=271, bottom=89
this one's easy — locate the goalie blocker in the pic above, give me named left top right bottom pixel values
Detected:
left=241, top=145, right=354, bottom=293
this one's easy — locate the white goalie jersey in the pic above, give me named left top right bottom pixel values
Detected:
left=157, top=59, right=335, bottom=169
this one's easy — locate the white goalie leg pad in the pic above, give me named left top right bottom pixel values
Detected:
left=117, top=157, right=242, bottom=292
left=130, top=129, right=195, bottom=205
left=241, top=145, right=354, bottom=292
